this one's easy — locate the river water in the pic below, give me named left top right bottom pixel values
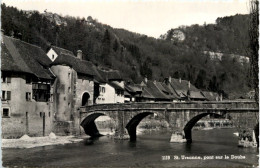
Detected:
left=2, top=128, right=258, bottom=168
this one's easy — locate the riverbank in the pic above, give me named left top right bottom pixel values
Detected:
left=2, top=133, right=85, bottom=149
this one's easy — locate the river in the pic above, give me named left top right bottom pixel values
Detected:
left=2, top=128, right=258, bottom=168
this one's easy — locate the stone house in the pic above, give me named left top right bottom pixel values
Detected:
left=94, top=69, right=124, bottom=104
left=1, top=35, right=55, bottom=138
left=47, top=46, right=95, bottom=135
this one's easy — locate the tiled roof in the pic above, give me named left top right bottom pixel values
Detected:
left=125, top=84, right=142, bottom=93
left=92, top=66, right=106, bottom=83
left=171, top=78, right=199, bottom=92
left=201, top=91, right=219, bottom=101
left=189, top=91, right=206, bottom=100
left=142, top=81, right=171, bottom=100
left=109, top=82, right=124, bottom=90
left=1, top=36, right=53, bottom=79
left=50, top=46, right=94, bottom=76
left=160, top=83, right=180, bottom=99
left=141, top=87, right=155, bottom=99
left=124, top=90, right=131, bottom=96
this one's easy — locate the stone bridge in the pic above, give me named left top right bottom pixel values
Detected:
left=79, top=101, right=259, bottom=143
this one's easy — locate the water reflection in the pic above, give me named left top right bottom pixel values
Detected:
left=128, top=141, right=137, bottom=148
left=84, top=136, right=101, bottom=145
left=2, top=128, right=258, bottom=168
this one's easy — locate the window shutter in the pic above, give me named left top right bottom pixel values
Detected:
left=2, top=91, right=6, bottom=100
left=7, top=77, right=11, bottom=83
left=7, top=91, right=11, bottom=100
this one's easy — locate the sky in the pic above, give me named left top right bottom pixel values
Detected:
left=2, top=0, right=250, bottom=38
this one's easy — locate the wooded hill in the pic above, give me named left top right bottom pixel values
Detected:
left=1, top=4, right=252, bottom=99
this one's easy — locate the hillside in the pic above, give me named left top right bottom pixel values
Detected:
left=1, top=3, right=252, bottom=99
left=160, top=14, right=250, bottom=56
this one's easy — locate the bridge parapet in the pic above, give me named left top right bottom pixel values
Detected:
left=80, top=101, right=258, bottom=113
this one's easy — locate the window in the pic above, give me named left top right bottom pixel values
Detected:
left=2, top=91, right=11, bottom=100
left=52, top=54, right=54, bottom=60
left=68, top=87, right=71, bottom=93
left=26, top=92, right=31, bottom=101
left=2, top=75, right=11, bottom=83
left=49, top=94, right=53, bottom=102
left=102, top=87, right=105, bottom=93
left=68, top=73, right=70, bottom=78
left=40, top=112, right=45, bottom=117
left=1, top=75, right=6, bottom=83
left=7, top=91, right=11, bottom=100
left=49, top=112, right=51, bottom=117
left=2, top=91, right=6, bottom=100
left=26, top=76, right=31, bottom=84
left=6, top=77, right=11, bottom=83
left=2, top=108, right=10, bottom=117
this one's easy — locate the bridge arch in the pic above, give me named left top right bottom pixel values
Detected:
left=184, top=113, right=224, bottom=143
left=80, top=112, right=105, bottom=137
left=126, top=112, right=154, bottom=141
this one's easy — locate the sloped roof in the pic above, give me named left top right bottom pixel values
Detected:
left=125, top=84, right=142, bottom=93
left=50, top=46, right=94, bottom=76
left=201, top=91, right=219, bottom=101
left=189, top=91, right=206, bottom=99
left=1, top=35, right=53, bottom=79
left=141, top=87, right=155, bottom=99
left=124, top=90, right=131, bottom=96
left=160, top=83, right=180, bottom=99
left=109, top=82, right=124, bottom=90
left=171, top=78, right=198, bottom=92
left=154, top=82, right=167, bottom=93
left=92, top=66, right=106, bottom=83
left=144, top=81, right=171, bottom=100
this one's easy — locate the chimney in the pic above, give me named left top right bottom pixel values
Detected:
left=77, top=50, right=82, bottom=59
left=144, top=77, right=148, bottom=83
left=168, top=76, right=172, bottom=83
left=179, top=78, right=182, bottom=83
left=188, top=81, right=190, bottom=88
left=220, top=93, right=223, bottom=101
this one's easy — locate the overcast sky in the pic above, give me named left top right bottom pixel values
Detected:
left=2, top=0, right=249, bottom=38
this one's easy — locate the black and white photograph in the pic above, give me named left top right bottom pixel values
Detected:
left=1, top=0, right=259, bottom=167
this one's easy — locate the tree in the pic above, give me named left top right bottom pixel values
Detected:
left=195, top=69, right=206, bottom=89
left=113, top=39, right=119, bottom=52
left=249, top=0, right=259, bottom=104
left=101, top=29, right=112, bottom=66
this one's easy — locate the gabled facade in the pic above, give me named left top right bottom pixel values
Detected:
left=124, top=83, right=142, bottom=102
left=1, top=35, right=55, bottom=138
left=47, top=46, right=95, bottom=135
left=94, top=69, right=124, bottom=104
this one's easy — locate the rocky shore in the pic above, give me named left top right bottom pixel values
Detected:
left=2, top=133, right=85, bottom=149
